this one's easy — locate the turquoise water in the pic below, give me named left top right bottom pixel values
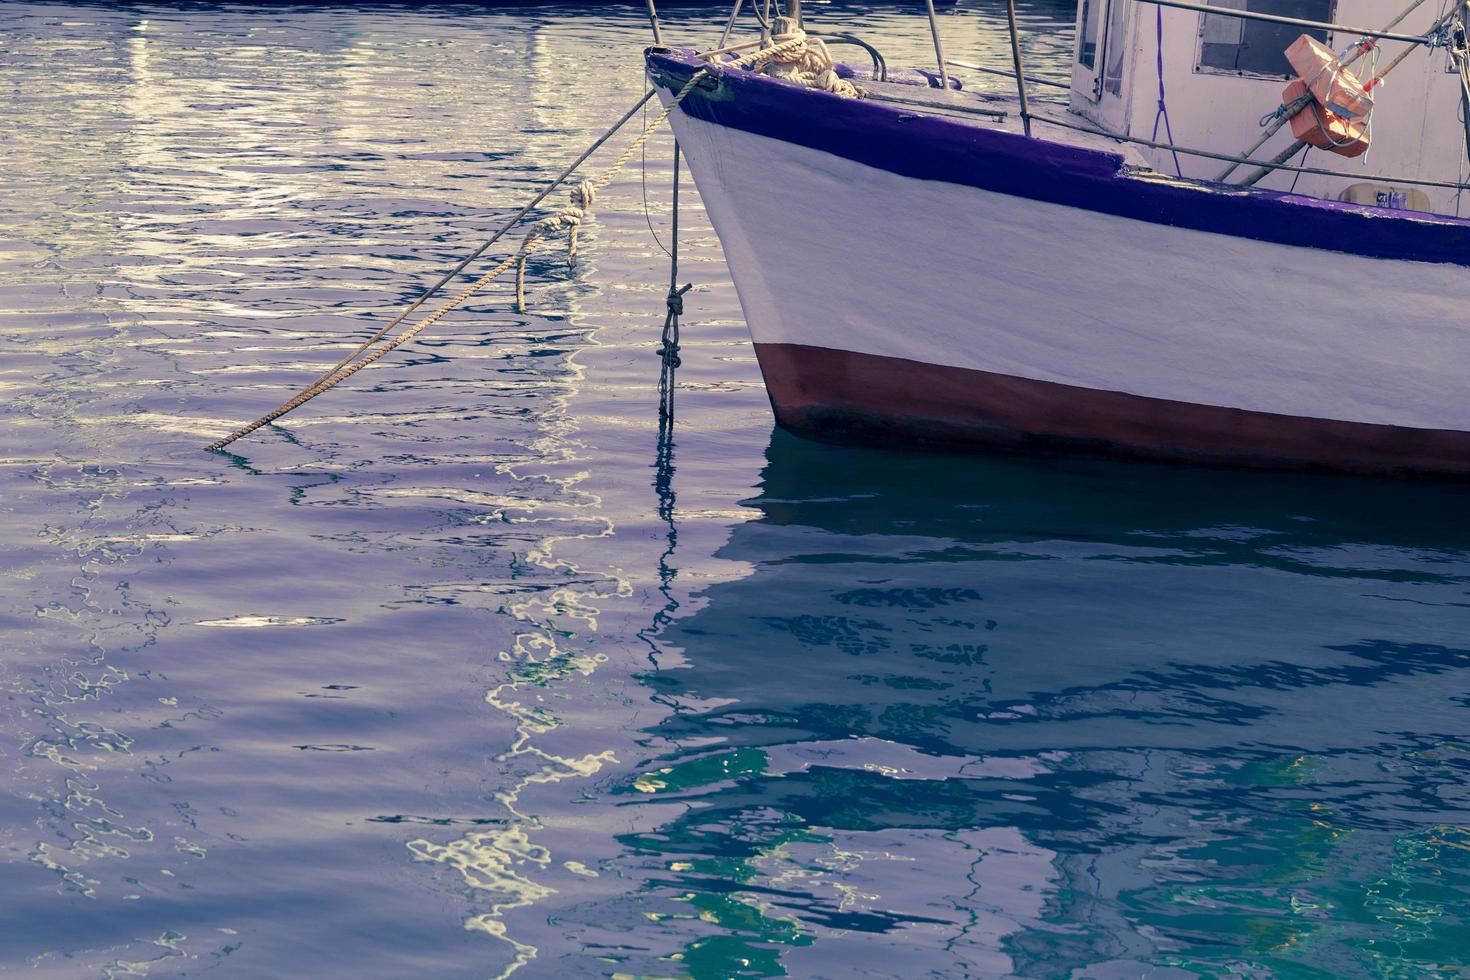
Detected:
left=2, top=2, right=1466, bottom=977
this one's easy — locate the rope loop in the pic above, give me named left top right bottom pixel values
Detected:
left=514, top=179, right=601, bottom=310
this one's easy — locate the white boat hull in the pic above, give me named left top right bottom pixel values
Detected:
left=654, top=56, right=1470, bottom=476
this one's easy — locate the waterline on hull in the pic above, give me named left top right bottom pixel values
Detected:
left=757, top=343, right=1470, bottom=477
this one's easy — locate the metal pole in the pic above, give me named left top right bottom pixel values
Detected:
left=1005, top=0, right=1031, bottom=137
left=1137, top=0, right=1431, bottom=46
left=645, top=0, right=663, bottom=46
left=923, top=0, right=951, bottom=90
left=1213, top=93, right=1310, bottom=181
left=947, top=58, right=1069, bottom=90
left=1214, top=0, right=1432, bottom=181
left=1452, top=19, right=1470, bottom=175
left=717, top=0, right=745, bottom=51
left=864, top=90, right=1008, bottom=119
left=1037, top=112, right=1470, bottom=191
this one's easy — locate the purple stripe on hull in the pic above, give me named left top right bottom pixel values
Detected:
left=647, top=50, right=1470, bottom=268
left=755, top=343, right=1470, bottom=477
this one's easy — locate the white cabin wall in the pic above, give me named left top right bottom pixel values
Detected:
left=1071, top=0, right=1141, bottom=134
left=1070, top=1, right=1467, bottom=215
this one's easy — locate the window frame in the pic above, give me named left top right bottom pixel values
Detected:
left=1075, top=0, right=1111, bottom=101
left=1192, top=0, right=1337, bottom=81
left=1102, top=0, right=1133, bottom=97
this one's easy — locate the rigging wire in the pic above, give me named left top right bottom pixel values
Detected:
left=640, top=76, right=673, bottom=259
left=1288, top=145, right=1310, bottom=194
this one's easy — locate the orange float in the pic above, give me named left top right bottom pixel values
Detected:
left=1282, top=34, right=1373, bottom=158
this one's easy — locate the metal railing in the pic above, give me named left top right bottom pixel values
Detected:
left=1137, top=0, right=1437, bottom=46
left=1040, top=114, right=1470, bottom=192
left=988, top=0, right=1469, bottom=192
left=675, top=0, right=1470, bottom=195
left=947, top=59, right=1069, bottom=91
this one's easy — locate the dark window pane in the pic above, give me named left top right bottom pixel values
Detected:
left=1079, top=0, right=1101, bottom=69
left=1103, top=1, right=1132, bottom=94
left=1199, top=0, right=1333, bottom=77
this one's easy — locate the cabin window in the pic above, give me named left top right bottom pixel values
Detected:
left=1102, top=1, right=1131, bottom=95
left=1197, top=0, right=1333, bottom=78
left=1078, top=0, right=1104, bottom=69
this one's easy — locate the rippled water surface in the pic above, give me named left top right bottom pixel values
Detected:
left=3, top=2, right=1468, bottom=977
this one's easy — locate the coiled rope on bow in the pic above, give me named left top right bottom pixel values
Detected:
left=701, top=16, right=864, bottom=98
left=205, top=30, right=838, bottom=452
left=761, top=16, right=863, bottom=97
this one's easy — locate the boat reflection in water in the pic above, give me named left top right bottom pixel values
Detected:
left=606, top=433, right=1470, bottom=976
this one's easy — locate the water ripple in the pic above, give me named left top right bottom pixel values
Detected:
left=4, top=2, right=1466, bottom=978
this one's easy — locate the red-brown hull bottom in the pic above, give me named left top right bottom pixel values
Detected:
left=754, top=343, right=1470, bottom=478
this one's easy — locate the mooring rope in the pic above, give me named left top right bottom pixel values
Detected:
left=296, top=91, right=660, bottom=398
left=206, top=29, right=845, bottom=452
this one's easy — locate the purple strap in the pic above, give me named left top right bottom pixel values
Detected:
left=1151, top=6, right=1185, bottom=177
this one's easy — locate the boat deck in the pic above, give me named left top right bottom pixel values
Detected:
left=848, top=69, right=1470, bottom=220
left=855, top=77, right=1154, bottom=169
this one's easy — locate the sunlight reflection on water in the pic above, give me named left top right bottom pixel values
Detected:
left=2, top=2, right=1467, bottom=978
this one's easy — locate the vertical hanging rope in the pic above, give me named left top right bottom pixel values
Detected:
left=646, top=142, right=685, bottom=644
left=1152, top=6, right=1185, bottom=177
left=642, top=149, right=684, bottom=674
left=657, top=142, right=688, bottom=423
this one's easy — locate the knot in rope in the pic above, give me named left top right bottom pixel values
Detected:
left=757, top=16, right=863, bottom=98
left=570, top=179, right=595, bottom=211
left=658, top=283, right=690, bottom=370
left=813, top=68, right=855, bottom=95
left=515, top=179, right=598, bottom=312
